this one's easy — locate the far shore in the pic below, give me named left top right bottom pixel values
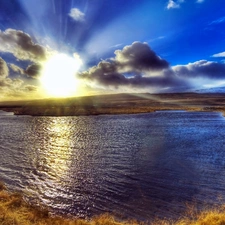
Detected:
left=0, top=92, right=225, bottom=116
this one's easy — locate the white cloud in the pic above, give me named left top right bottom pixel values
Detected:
left=167, top=0, right=204, bottom=10
left=212, top=52, right=225, bottom=57
left=167, top=0, right=180, bottom=9
left=209, top=16, right=225, bottom=25
left=68, top=8, right=85, bottom=22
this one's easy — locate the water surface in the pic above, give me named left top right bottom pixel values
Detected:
left=0, top=111, right=225, bottom=221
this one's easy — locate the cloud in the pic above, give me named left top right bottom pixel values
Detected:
left=166, top=0, right=182, bottom=9
left=81, top=42, right=169, bottom=82
left=9, top=62, right=41, bottom=79
left=167, top=0, right=203, bottom=9
left=79, top=42, right=225, bottom=92
left=9, top=64, right=24, bottom=75
left=80, top=42, right=169, bottom=78
left=0, top=57, right=9, bottom=79
left=114, top=42, right=169, bottom=73
left=0, top=73, right=40, bottom=100
left=209, top=16, right=225, bottom=25
left=79, top=42, right=189, bottom=92
left=0, top=56, right=41, bottom=99
left=173, top=60, right=225, bottom=79
left=23, top=85, right=38, bottom=92
left=68, top=8, right=85, bottom=22
left=211, top=52, right=225, bottom=58
left=0, top=29, right=47, bottom=62
left=0, top=59, right=23, bottom=90
left=0, top=74, right=26, bottom=99
left=24, top=64, right=41, bottom=78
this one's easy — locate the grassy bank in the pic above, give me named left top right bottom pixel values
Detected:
left=0, top=182, right=139, bottom=225
left=1, top=182, right=225, bottom=225
left=152, top=205, right=225, bottom=225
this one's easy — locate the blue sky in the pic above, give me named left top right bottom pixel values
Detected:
left=0, top=0, right=225, bottom=100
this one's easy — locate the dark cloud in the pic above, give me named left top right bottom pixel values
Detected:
left=9, top=62, right=41, bottom=79
left=82, top=42, right=169, bottom=78
left=24, top=64, right=41, bottom=78
left=114, top=42, right=169, bottom=72
left=79, top=42, right=185, bottom=91
left=81, top=67, right=187, bottom=90
left=79, top=42, right=225, bottom=92
left=173, top=60, right=225, bottom=79
left=0, top=29, right=47, bottom=62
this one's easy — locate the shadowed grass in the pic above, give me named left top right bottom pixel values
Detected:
left=1, top=182, right=225, bottom=225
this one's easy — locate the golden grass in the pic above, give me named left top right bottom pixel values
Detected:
left=0, top=182, right=138, bottom=225
left=1, top=181, right=225, bottom=225
left=151, top=205, right=225, bottom=225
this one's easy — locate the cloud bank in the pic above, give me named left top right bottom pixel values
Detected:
left=173, top=60, right=225, bottom=79
left=79, top=42, right=188, bottom=92
left=79, top=42, right=225, bottom=92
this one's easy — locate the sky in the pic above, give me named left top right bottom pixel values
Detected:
left=0, top=0, right=225, bottom=100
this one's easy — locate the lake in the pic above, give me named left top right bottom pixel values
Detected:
left=0, top=110, right=225, bottom=222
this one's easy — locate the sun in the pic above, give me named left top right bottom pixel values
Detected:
left=40, top=53, right=82, bottom=97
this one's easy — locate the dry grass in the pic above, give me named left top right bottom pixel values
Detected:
left=0, top=182, right=138, bottom=225
left=152, top=205, right=225, bottom=225
left=1, top=181, right=225, bottom=225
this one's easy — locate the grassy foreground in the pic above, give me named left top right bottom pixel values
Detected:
left=0, top=182, right=139, bottom=225
left=1, top=182, right=225, bottom=225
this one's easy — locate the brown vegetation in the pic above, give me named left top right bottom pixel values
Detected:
left=152, top=205, right=225, bottom=225
left=1, top=182, right=225, bottom=225
left=0, top=182, right=139, bottom=225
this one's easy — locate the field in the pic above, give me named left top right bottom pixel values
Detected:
left=1, top=92, right=225, bottom=116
